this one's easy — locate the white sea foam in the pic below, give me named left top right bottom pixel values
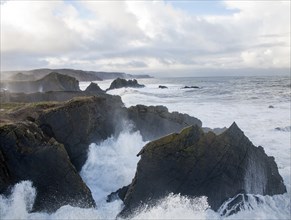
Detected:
left=130, top=193, right=218, bottom=220
left=1, top=76, right=290, bottom=219
left=80, top=126, right=147, bottom=203
left=0, top=181, right=36, bottom=220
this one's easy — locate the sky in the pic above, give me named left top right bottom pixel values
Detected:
left=0, top=0, right=290, bottom=76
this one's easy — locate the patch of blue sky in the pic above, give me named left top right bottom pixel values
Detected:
left=164, top=0, right=239, bottom=16
left=62, top=0, right=96, bottom=19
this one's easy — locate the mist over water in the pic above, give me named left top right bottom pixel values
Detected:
left=1, top=76, right=290, bottom=219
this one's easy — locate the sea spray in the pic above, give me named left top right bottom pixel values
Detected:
left=0, top=76, right=290, bottom=219
left=130, top=193, right=218, bottom=220
left=0, top=130, right=290, bottom=219
left=80, top=127, right=147, bottom=203
left=0, top=181, right=36, bottom=220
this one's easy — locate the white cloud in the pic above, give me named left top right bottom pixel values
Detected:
left=1, top=0, right=290, bottom=74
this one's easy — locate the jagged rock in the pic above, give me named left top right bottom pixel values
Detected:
left=107, top=78, right=145, bottom=91
left=37, top=96, right=125, bottom=171
left=127, top=105, right=202, bottom=141
left=0, top=122, right=95, bottom=212
left=85, top=82, right=104, bottom=93
left=158, top=85, right=168, bottom=89
left=106, top=185, right=129, bottom=202
left=1, top=94, right=204, bottom=173
left=117, top=123, right=286, bottom=217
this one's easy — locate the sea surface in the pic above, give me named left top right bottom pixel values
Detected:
left=1, top=75, right=290, bottom=219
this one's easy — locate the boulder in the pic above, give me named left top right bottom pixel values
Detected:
left=118, top=123, right=286, bottom=217
left=107, top=78, right=145, bottom=91
left=0, top=122, right=95, bottom=212
left=127, top=105, right=202, bottom=141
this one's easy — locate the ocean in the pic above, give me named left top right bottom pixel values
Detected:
left=1, top=75, right=290, bottom=219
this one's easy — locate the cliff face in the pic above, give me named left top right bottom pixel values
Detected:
left=0, top=122, right=95, bottom=212
left=37, top=96, right=125, bottom=171
left=0, top=93, right=286, bottom=215
left=1, top=72, right=80, bottom=93
left=117, top=123, right=286, bottom=217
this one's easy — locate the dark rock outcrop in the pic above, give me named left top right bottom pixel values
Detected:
left=118, top=123, right=286, bottom=217
left=37, top=96, right=124, bottom=171
left=0, top=122, right=95, bottom=212
left=158, top=85, right=168, bottom=89
left=182, top=86, right=200, bottom=89
left=127, top=105, right=202, bottom=141
left=1, top=94, right=203, bottom=172
left=275, top=126, right=291, bottom=132
left=106, top=185, right=129, bottom=203
left=85, top=82, right=104, bottom=93
left=1, top=72, right=80, bottom=93
left=107, top=78, right=145, bottom=91
left=37, top=72, right=80, bottom=92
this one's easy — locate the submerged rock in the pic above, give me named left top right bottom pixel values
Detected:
left=182, top=86, right=200, bottom=89
left=107, top=78, right=145, bottom=91
left=275, top=126, right=291, bottom=132
left=117, top=123, right=286, bottom=217
left=0, top=122, right=95, bottom=212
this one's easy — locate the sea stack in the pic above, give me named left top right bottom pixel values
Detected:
left=117, top=123, right=286, bottom=217
left=107, top=78, right=145, bottom=91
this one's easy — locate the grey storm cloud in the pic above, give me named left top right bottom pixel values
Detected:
left=1, top=0, right=290, bottom=74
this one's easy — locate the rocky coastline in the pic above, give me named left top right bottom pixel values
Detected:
left=0, top=71, right=287, bottom=216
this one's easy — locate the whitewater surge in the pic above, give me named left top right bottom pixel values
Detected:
left=1, top=76, right=290, bottom=219
left=80, top=126, right=147, bottom=203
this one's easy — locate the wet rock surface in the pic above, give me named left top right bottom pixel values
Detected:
left=117, top=123, right=286, bottom=217
left=37, top=96, right=124, bottom=171
left=0, top=122, right=95, bottom=212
